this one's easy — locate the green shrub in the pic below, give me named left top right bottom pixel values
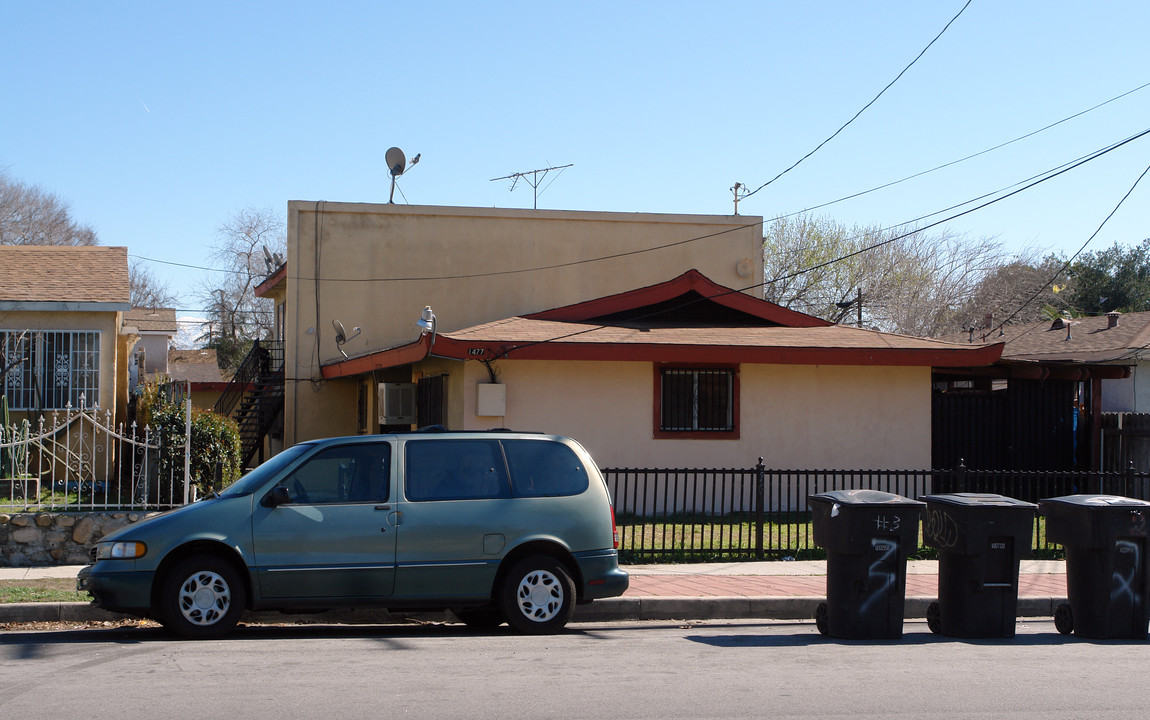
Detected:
left=136, top=379, right=242, bottom=499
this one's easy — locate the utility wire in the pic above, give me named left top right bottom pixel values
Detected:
left=131, top=79, right=1150, bottom=286
left=776, top=79, right=1150, bottom=220
left=481, top=135, right=1150, bottom=359
left=994, top=161, right=1150, bottom=342
left=739, top=0, right=973, bottom=203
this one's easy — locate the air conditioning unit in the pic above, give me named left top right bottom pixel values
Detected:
left=379, top=382, right=416, bottom=425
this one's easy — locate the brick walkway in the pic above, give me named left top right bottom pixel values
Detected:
left=625, top=572, right=1068, bottom=598
left=622, top=560, right=1069, bottom=599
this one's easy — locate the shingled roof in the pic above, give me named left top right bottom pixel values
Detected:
left=322, top=269, right=1003, bottom=378
left=125, top=307, right=179, bottom=334
left=0, top=246, right=130, bottom=308
left=952, top=311, right=1150, bottom=365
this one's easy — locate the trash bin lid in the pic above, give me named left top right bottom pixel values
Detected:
left=1040, top=494, right=1150, bottom=509
left=923, top=492, right=1037, bottom=509
left=809, top=489, right=924, bottom=506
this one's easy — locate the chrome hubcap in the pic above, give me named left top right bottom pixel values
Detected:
left=515, top=569, right=563, bottom=622
left=177, top=570, right=231, bottom=627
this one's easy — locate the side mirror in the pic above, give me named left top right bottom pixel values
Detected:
left=261, top=485, right=292, bottom=508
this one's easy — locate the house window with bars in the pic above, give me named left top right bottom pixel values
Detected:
left=1, top=330, right=101, bottom=411
left=656, top=366, right=738, bottom=438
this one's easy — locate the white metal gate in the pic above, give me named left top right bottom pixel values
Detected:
left=1, top=396, right=191, bottom=511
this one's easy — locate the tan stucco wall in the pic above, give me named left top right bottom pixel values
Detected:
left=284, top=202, right=764, bottom=445
left=449, top=359, right=931, bottom=470
left=2, top=310, right=122, bottom=422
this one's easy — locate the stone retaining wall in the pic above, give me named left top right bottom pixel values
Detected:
left=0, top=511, right=159, bottom=566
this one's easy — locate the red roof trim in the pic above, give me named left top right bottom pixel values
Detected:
left=424, top=336, right=1004, bottom=367
left=320, top=334, right=1003, bottom=373
left=255, top=264, right=287, bottom=298
left=525, top=269, right=832, bottom=328
left=320, top=334, right=433, bottom=379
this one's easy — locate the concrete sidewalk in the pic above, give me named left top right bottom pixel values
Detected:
left=0, top=560, right=1070, bottom=626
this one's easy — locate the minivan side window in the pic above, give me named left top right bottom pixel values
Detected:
left=504, top=440, right=589, bottom=497
left=275, top=443, right=391, bottom=504
left=405, top=439, right=510, bottom=501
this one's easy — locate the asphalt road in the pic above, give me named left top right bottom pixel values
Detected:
left=2, top=619, right=1146, bottom=719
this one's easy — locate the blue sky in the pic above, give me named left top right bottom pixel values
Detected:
left=3, top=1, right=1148, bottom=319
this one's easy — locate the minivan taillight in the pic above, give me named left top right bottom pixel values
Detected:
left=611, top=505, right=619, bottom=549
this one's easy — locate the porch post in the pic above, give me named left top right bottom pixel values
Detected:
left=1090, top=376, right=1103, bottom=471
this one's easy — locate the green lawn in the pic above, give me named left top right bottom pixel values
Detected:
left=615, top=514, right=1064, bottom=563
left=0, top=578, right=89, bottom=604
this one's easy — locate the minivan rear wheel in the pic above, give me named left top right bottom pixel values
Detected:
left=499, top=555, right=575, bottom=634
left=159, top=555, right=245, bottom=639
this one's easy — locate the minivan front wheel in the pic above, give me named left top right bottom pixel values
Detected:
left=159, top=555, right=245, bottom=639
left=500, top=556, right=576, bottom=634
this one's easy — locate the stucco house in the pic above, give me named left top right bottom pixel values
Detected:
left=260, top=202, right=765, bottom=452
left=123, top=307, right=178, bottom=392
left=0, top=246, right=133, bottom=424
left=319, top=269, right=1001, bottom=470
left=241, top=201, right=1002, bottom=471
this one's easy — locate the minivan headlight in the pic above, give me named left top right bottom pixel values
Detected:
left=95, top=541, right=147, bottom=560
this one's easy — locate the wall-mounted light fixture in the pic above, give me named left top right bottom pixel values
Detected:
left=416, top=306, right=437, bottom=346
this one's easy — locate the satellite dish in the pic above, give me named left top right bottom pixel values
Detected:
left=386, top=147, right=406, bottom=177
left=331, top=318, right=362, bottom=359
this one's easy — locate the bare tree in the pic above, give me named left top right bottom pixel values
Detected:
left=953, top=256, right=1071, bottom=334
left=129, top=259, right=178, bottom=309
left=763, top=214, right=1022, bottom=337
left=0, top=171, right=98, bottom=246
left=197, top=208, right=285, bottom=371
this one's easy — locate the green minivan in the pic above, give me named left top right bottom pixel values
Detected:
left=77, top=430, right=628, bottom=638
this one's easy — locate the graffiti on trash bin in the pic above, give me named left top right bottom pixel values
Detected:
left=1111, top=539, right=1142, bottom=607
left=859, top=538, right=898, bottom=614
left=872, top=515, right=902, bottom=532
left=924, top=507, right=960, bottom=549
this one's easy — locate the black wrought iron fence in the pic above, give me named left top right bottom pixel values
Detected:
left=603, top=461, right=1150, bottom=563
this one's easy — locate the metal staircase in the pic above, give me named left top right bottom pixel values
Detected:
left=214, top=340, right=284, bottom=468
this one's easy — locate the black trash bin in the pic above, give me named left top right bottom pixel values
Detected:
left=809, top=489, right=924, bottom=639
left=921, top=493, right=1037, bottom=638
left=1039, top=494, right=1150, bottom=639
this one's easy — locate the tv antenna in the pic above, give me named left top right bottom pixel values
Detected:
left=490, top=163, right=573, bottom=209
left=386, top=147, right=420, bottom=204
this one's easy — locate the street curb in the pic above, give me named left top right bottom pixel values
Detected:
left=1, top=595, right=1067, bottom=626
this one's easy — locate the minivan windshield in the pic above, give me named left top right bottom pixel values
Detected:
left=217, top=443, right=314, bottom=498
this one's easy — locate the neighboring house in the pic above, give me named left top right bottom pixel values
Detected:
left=319, top=269, right=1001, bottom=470
left=985, top=311, right=1148, bottom=412
left=123, top=307, right=178, bottom=392
left=166, top=348, right=227, bottom=411
left=260, top=202, right=767, bottom=456
left=933, top=313, right=1136, bottom=471
left=0, top=246, right=132, bottom=424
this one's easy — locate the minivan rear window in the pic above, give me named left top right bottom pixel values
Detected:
left=504, top=439, right=589, bottom=497
left=405, top=439, right=511, bottom=501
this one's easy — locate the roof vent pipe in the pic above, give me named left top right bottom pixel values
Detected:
left=1107, top=311, right=1121, bottom=329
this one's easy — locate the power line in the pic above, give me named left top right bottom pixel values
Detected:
left=995, top=161, right=1150, bottom=343
left=771, top=79, right=1150, bottom=221
left=478, top=138, right=1150, bottom=360
left=132, top=79, right=1150, bottom=287
left=128, top=121, right=1150, bottom=289
left=739, top=0, right=973, bottom=204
